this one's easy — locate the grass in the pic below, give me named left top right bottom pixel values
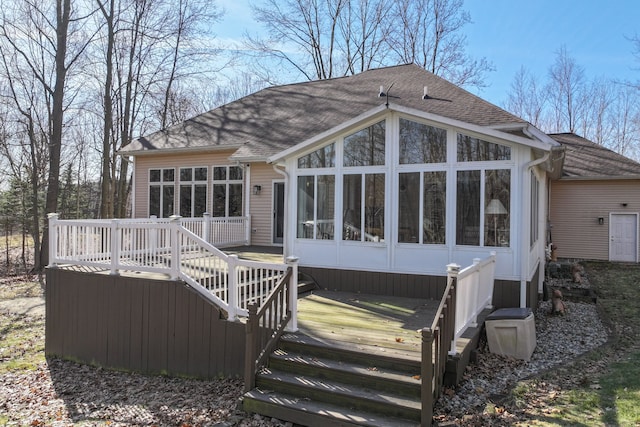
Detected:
left=0, top=277, right=45, bottom=373
left=514, top=262, right=640, bottom=426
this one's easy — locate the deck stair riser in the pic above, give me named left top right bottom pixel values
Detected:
left=243, top=333, right=423, bottom=426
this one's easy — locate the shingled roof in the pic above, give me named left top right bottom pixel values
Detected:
left=549, top=133, right=640, bottom=179
left=122, top=64, right=527, bottom=159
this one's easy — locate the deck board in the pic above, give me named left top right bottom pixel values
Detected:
left=296, top=291, right=439, bottom=357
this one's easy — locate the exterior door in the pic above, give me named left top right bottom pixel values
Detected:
left=273, top=182, right=285, bottom=244
left=610, top=213, right=638, bottom=262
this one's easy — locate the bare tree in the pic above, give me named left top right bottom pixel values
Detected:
left=504, top=66, right=548, bottom=128
left=546, top=46, right=587, bottom=134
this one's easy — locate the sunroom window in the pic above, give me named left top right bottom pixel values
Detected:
left=343, top=121, right=385, bottom=166
left=298, top=143, right=335, bottom=168
left=457, top=134, right=511, bottom=161
left=399, top=119, right=447, bottom=164
left=149, top=168, right=174, bottom=218
left=456, top=169, right=510, bottom=247
left=398, top=171, right=446, bottom=244
left=179, top=167, right=207, bottom=217
left=343, top=173, right=385, bottom=242
left=212, top=166, right=243, bottom=217
left=296, top=175, right=335, bottom=239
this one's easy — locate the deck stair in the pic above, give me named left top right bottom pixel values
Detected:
left=243, top=333, right=423, bottom=427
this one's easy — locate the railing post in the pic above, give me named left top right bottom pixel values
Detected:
left=202, top=212, right=211, bottom=243
left=149, top=215, right=158, bottom=257
left=421, top=327, right=435, bottom=427
left=245, top=214, right=252, bottom=245
left=47, top=213, right=59, bottom=268
left=227, top=254, right=239, bottom=320
left=169, top=215, right=182, bottom=280
left=470, top=257, right=481, bottom=327
left=110, top=219, right=120, bottom=275
left=244, top=303, right=259, bottom=392
left=446, top=263, right=460, bottom=355
left=285, top=256, right=299, bottom=332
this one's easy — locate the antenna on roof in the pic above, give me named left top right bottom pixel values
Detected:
left=378, top=83, right=394, bottom=108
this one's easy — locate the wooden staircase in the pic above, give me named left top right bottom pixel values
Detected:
left=242, top=333, right=423, bottom=427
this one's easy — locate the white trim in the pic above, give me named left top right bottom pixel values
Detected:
left=269, top=103, right=555, bottom=165
left=272, top=180, right=285, bottom=245
left=130, top=156, right=136, bottom=218
left=119, top=144, right=243, bottom=157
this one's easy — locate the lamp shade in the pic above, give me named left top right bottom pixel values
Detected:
left=486, top=199, right=507, bottom=215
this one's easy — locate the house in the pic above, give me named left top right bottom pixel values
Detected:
left=121, top=63, right=565, bottom=309
left=548, top=133, right=640, bottom=262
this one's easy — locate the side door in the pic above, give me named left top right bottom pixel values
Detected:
left=610, top=213, right=638, bottom=262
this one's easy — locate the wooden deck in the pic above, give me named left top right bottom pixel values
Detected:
left=296, top=290, right=440, bottom=360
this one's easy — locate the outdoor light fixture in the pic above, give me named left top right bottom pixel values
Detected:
left=598, top=217, right=604, bottom=225
left=253, top=185, right=261, bottom=195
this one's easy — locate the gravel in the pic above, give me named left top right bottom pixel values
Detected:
left=0, top=273, right=608, bottom=426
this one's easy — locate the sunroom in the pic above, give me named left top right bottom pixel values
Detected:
left=274, top=107, right=551, bottom=307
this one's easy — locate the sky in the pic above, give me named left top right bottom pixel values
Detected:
left=215, top=0, right=640, bottom=107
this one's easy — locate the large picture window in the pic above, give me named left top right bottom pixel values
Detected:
left=343, top=173, right=385, bottom=242
left=296, top=175, right=335, bottom=239
left=298, top=143, right=335, bottom=168
left=179, top=167, right=208, bottom=217
left=149, top=168, right=175, bottom=218
left=212, top=166, right=243, bottom=217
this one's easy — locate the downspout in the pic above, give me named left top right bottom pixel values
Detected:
left=272, top=163, right=290, bottom=258
left=520, top=151, right=551, bottom=307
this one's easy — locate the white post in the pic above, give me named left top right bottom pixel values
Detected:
left=110, top=219, right=120, bottom=275
left=227, top=254, right=239, bottom=321
left=470, top=257, right=481, bottom=327
left=447, top=263, right=460, bottom=355
left=202, top=212, right=211, bottom=243
left=169, top=215, right=182, bottom=280
left=149, top=215, right=158, bottom=257
left=245, top=214, right=252, bottom=245
left=286, top=256, right=299, bottom=332
left=47, top=213, right=59, bottom=267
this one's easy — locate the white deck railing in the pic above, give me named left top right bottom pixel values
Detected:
left=47, top=213, right=296, bottom=325
left=449, top=251, right=496, bottom=353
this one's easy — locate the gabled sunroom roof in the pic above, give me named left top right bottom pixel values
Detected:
left=123, top=64, right=543, bottom=159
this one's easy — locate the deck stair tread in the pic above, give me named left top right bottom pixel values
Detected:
left=269, top=349, right=421, bottom=393
left=256, top=369, right=421, bottom=412
left=243, top=388, right=419, bottom=427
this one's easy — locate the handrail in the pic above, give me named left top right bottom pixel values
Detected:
left=244, top=267, right=294, bottom=392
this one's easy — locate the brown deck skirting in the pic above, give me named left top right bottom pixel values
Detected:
left=45, top=267, right=245, bottom=378
left=300, top=266, right=535, bottom=309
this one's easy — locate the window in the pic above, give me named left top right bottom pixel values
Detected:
left=456, top=169, right=510, bottom=247
left=398, top=171, right=446, bottom=244
left=212, top=166, right=243, bottom=217
left=298, top=143, right=335, bottom=168
left=343, top=173, right=385, bottom=242
left=179, top=167, right=208, bottom=217
left=484, top=170, right=510, bottom=247
left=457, top=134, right=511, bottom=161
left=149, top=168, right=175, bottom=218
left=296, top=175, right=335, bottom=239
left=343, top=121, right=385, bottom=167
left=530, top=172, right=539, bottom=247
left=399, top=119, right=447, bottom=164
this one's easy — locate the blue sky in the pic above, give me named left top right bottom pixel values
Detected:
left=216, top=0, right=639, bottom=106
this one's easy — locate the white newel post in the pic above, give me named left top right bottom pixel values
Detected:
left=169, top=215, right=182, bottom=280
left=149, top=216, right=158, bottom=256
left=447, top=263, right=461, bottom=355
left=202, top=212, right=211, bottom=243
left=47, top=213, right=59, bottom=267
left=110, top=219, right=120, bottom=275
left=470, top=257, right=481, bottom=327
left=286, top=256, right=299, bottom=332
left=227, top=255, right=239, bottom=321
